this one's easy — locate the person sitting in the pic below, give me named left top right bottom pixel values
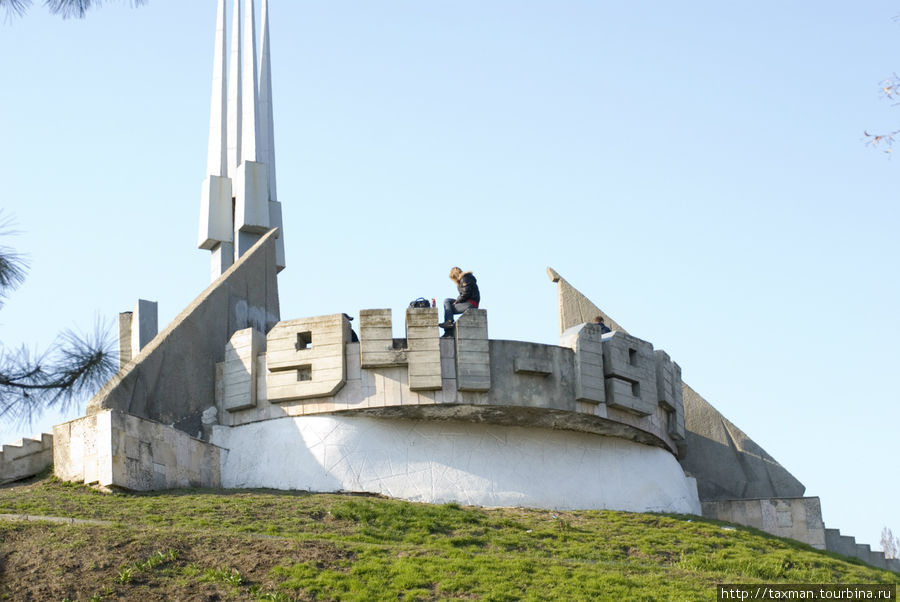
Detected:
left=439, top=267, right=480, bottom=330
left=592, top=315, right=612, bottom=334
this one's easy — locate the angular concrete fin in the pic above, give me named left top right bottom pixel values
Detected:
left=546, top=267, right=626, bottom=335
left=227, top=0, right=242, bottom=172
left=680, top=383, right=806, bottom=500
left=206, top=0, right=228, bottom=178
left=257, top=0, right=277, bottom=202
left=86, top=230, right=280, bottom=438
left=241, top=0, right=259, bottom=164
left=546, top=267, right=806, bottom=502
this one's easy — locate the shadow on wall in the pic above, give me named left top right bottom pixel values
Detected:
left=681, top=429, right=806, bottom=501
left=87, top=231, right=281, bottom=439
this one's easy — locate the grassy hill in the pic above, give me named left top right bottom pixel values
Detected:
left=0, top=473, right=897, bottom=601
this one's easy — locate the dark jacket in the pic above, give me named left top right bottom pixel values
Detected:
left=456, top=272, right=480, bottom=306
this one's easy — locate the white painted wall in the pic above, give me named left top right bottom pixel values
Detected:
left=211, top=416, right=701, bottom=514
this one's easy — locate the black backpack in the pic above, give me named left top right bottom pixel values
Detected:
left=409, top=297, right=431, bottom=309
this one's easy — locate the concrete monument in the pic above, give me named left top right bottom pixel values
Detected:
left=199, top=0, right=283, bottom=280
left=1, top=0, right=894, bottom=574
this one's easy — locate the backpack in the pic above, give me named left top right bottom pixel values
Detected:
left=409, top=297, right=431, bottom=309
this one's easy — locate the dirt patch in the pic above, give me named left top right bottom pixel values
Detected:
left=0, top=522, right=349, bottom=601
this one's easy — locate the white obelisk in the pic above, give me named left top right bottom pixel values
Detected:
left=258, top=0, right=285, bottom=271
left=199, top=0, right=283, bottom=279
left=198, top=0, right=234, bottom=281
left=232, top=0, right=269, bottom=261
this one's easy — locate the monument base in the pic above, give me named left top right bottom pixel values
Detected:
left=210, top=415, right=701, bottom=514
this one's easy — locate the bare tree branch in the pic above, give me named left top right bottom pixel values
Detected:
left=865, top=74, right=900, bottom=154
left=883, top=527, right=900, bottom=559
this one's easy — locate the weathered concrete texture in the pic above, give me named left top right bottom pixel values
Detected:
left=560, top=323, right=606, bottom=409
left=234, top=160, right=268, bottom=234
left=0, top=433, right=53, bottom=485
left=681, top=385, right=805, bottom=500
left=118, top=311, right=133, bottom=368
left=455, top=309, right=490, bottom=392
left=198, top=174, right=233, bottom=249
left=547, top=267, right=625, bottom=334
left=210, top=241, right=235, bottom=281
left=236, top=230, right=262, bottom=261
left=221, top=333, right=684, bottom=455
left=212, top=415, right=701, bottom=514
left=224, top=327, right=265, bottom=412
left=266, top=314, right=351, bottom=402
left=53, top=412, right=111, bottom=485
left=359, top=309, right=407, bottom=368
left=702, top=497, right=825, bottom=549
left=825, top=528, right=900, bottom=573
left=601, top=331, right=657, bottom=417
left=54, top=410, right=222, bottom=491
left=655, top=350, right=685, bottom=441
left=130, top=299, right=158, bottom=360
left=547, top=266, right=805, bottom=500
left=86, top=230, right=280, bottom=439
left=406, top=307, right=441, bottom=391
left=825, top=528, right=859, bottom=559
left=268, top=202, right=285, bottom=271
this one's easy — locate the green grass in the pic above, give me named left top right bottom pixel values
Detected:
left=0, top=476, right=896, bottom=601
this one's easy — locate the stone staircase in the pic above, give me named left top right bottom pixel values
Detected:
left=826, top=528, right=900, bottom=573
left=0, top=433, right=53, bottom=485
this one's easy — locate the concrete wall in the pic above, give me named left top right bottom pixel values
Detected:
left=215, top=314, right=684, bottom=455
left=86, top=230, right=280, bottom=439
left=266, top=314, right=351, bottom=402
left=53, top=410, right=222, bottom=491
left=825, top=528, right=900, bottom=573
left=681, top=385, right=805, bottom=500
left=702, top=497, right=826, bottom=549
left=0, top=433, right=53, bottom=485
left=547, top=266, right=806, bottom=501
left=211, top=415, right=701, bottom=514
left=702, top=498, right=900, bottom=574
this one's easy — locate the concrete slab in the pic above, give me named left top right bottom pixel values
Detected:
left=547, top=266, right=806, bottom=501
left=86, top=230, right=280, bottom=439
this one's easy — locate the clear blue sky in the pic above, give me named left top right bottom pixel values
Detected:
left=1, top=1, right=898, bottom=552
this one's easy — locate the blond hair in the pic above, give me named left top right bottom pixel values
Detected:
left=449, top=267, right=463, bottom=281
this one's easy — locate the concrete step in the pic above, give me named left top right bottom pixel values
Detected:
left=0, top=433, right=54, bottom=485
left=825, top=527, right=898, bottom=573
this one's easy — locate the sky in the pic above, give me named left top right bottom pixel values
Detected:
left=1, top=0, right=898, bottom=552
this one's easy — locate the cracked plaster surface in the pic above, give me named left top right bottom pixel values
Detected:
left=211, top=415, right=701, bottom=514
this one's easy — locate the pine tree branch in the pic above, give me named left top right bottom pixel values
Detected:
left=0, top=0, right=146, bottom=20
left=0, top=320, right=116, bottom=428
left=0, top=213, right=29, bottom=306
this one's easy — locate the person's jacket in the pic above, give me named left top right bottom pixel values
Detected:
left=455, top=272, right=480, bottom=306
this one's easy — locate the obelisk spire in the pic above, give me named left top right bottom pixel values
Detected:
left=241, top=0, right=260, bottom=164
left=226, top=0, right=242, bottom=172
left=258, top=0, right=277, bottom=202
left=198, top=0, right=236, bottom=278
left=200, top=0, right=284, bottom=278
left=206, top=0, right=228, bottom=178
